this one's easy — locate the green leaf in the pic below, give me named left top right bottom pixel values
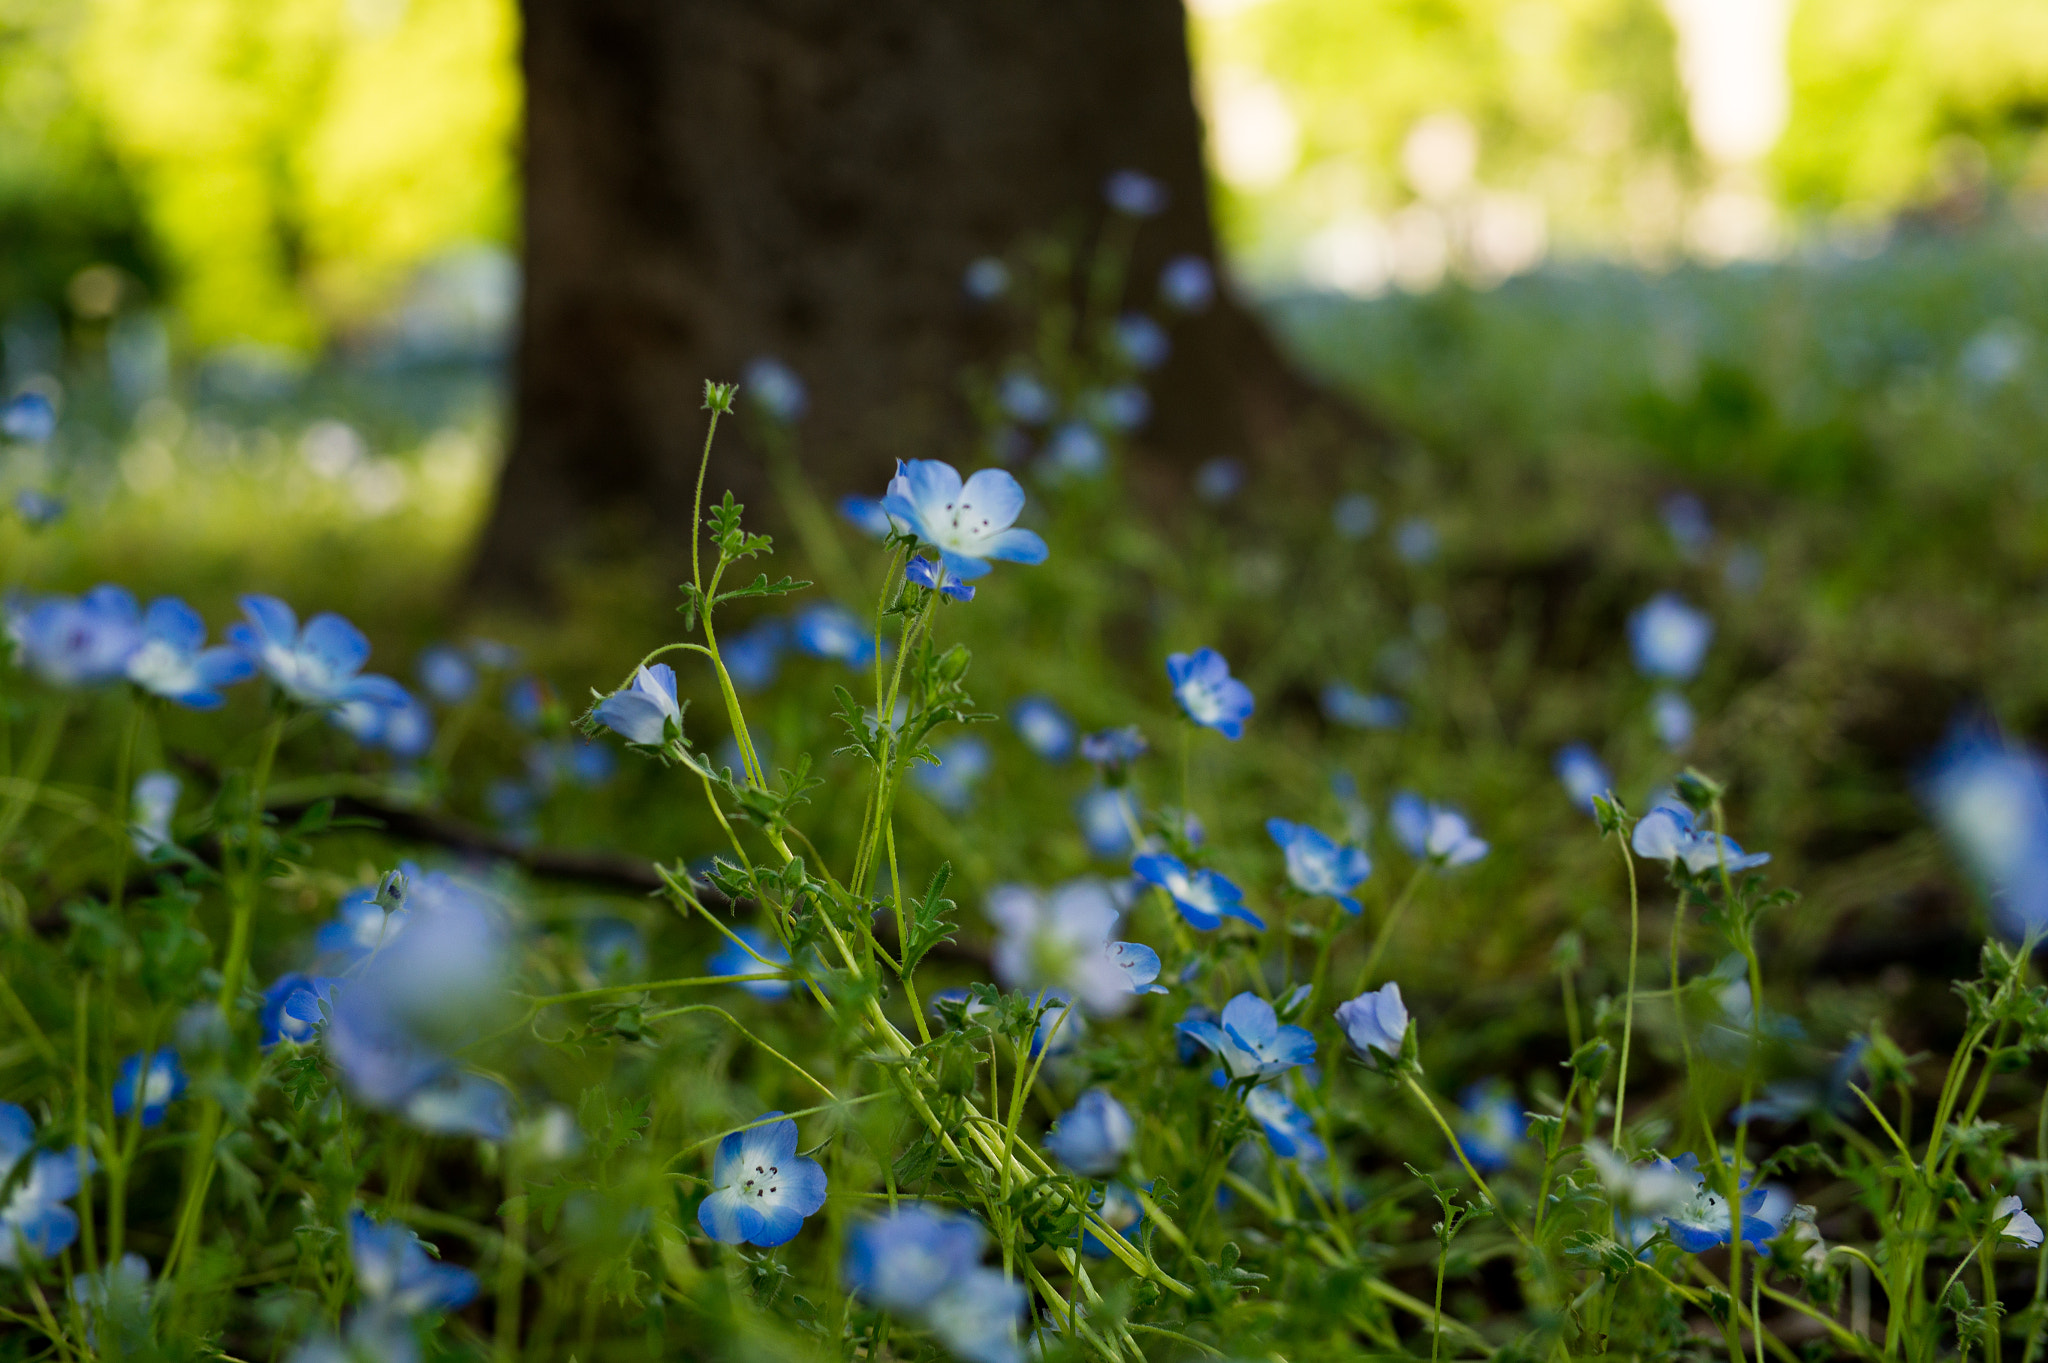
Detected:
left=901, top=862, right=957, bottom=975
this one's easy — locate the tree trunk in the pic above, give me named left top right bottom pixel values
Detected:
left=472, top=0, right=1364, bottom=601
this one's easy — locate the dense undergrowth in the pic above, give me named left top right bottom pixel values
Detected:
left=6, top=205, right=2048, bottom=1361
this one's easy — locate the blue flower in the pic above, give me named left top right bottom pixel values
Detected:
left=838, top=494, right=897, bottom=538
left=905, top=555, right=975, bottom=602
left=987, top=881, right=1161, bottom=1015
left=1654, top=1154, right=1778, bottom=1253
left=743, top=356, right=807, bottom=423
left=335, top=687, right=434, bottom=759
left=1158, top=255, right=1215, bottom=311
left=1246, top=1084, right=1325, bottom=1161
left=2, top=392, right=56, bottom=442
left=14, top=489, right=63, bottom=526
left=1335, top=983, right=1408, bottom=1061
left=592, top=663, right=682, bottom=745
left=1030, top=992, right=1086, bottom=1058
left=913, top=736, right=991, bottom=812
left=1042, top=422, right=1108, bottom=478
left=1629, top=593, right=1713, bottom=681
left=697, top=1113, right=829, bottom=1248
left=314, top=876, right=414, bottom=968
left=1390, top=792, right=1489, bottom=867
left=844, top=1205, right=988, bottom=1310
left=1133, top=852, right=1263, bottom=931
left=1456, top=1080, right=1525, bottom=1173
left=722, top=620, right=785, bottom=693
left=963, top=256, right=1011, bottom=301
left=925, top=1267, right=1027, bottom=1363
left=12, top=585, right=142, bottom=686
left=1177, top=992, right=1315, bottom=1083
left=1662, top=493, right=1712, bottom=559
left=882, top=460, right=1048, bottom=582
left=1394, top=518, right=1439, bottom=564
left=1321, top=682, right=1405, bottom=730
left=997, top=372, right=1054, bottom=425
left=1081, top=1181, right=1146, bottom=1258
left=708, top=926, right=793, bottom=998
left=1194, top=457, right=1244, bottom=504
left=1332, top=492, right=1379, bottom=539
left=112, top=1050, right=186, bottom=1127
left=261, top=973, right=335, bottom=1047
left=582, top=917, right=646, bottom=981
left=792, top=603, right=877, bottom=665
left=1104, top=169, right=1167, bottom=217
left=1080, top=725, right=1147, bottom=771
left=350, top=1209, right=478, bottom=1314
left=1167, top=648, right=1254, bottom=740
left=1087, top=383, right=1151, bottom=432
left=1045, top=1089, right=1135, bottom=1176
left=1921, top=721, right=2048, bottom=940
left=1114, top=314, right=1170, bottom=370
left=131, top=770, right=179, bottom=857
left=416, top=645, right=477, bottom=705
left=230, top=595, right=406, bottom=709
left=70, top=1252, right=151, bottom=1351
left=1009, top=697, right=1075, bottom=761
left=506, top=676, right=549, bottom=729
left=1651, top=690, right=1695, bottom=750
left=1077, top=787, right=1139, bottom=858
left=0, top=1102, right=86, bottom=1268
left=1631, top=799, right=1771, bottom=876
left=1554, top=744, right=1612, bottom=814
left=1999, top=1196, right=2045, bottom=1248
left=1266, top=818, right=1372, bottom=914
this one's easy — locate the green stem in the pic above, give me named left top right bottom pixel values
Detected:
left=1611, top=825, right=1641, bottom=1148
left=1356, top=864, right=1429, bottom=993
left=0, top=701, right=69, bottom=853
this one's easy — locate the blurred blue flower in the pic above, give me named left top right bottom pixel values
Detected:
left=1920, top=720, right=2048, bottom=940
left=697, top=1112, right=829, bottom=1248
left=261, top=972, right=334, bottom=1047
left=1655, top=1154, right=1778, bottom=1253
left=1266, top=818, right=1372, bottom=914
left=0, top=1102, right=86, bottom=1268
left=1321, top=682, right=1406, bottom=730
left=1195, top=457, right=1244, bottom=504
left=743, top=356, right=807, bottom=423
left=13, top=489, right=63, bottom=526
left=1725, top=543, right=1765, bottom=595
left=987, top=880, right=1159, bottom=1015
left=350, top=1209, right=478, bottom=1315
left=1030, top=991, right=1086, bottom=1058
left=793, top=602, right=877, bottom=667
left=1, top=392, right=55, bottom=442
left=70, top=1251, right=151, bottom=1352
left=1104, top=169, right=1167, bottom=216
left=905, top=555, right=975, bottom=602
left=1042, top=421, right=1108, bottom=478
left=231, top=595, right=406, bottom=710
left=721, top=619, right=785, bottom=693
left=1390, top=792, right=1489, bottom=867
left=1662, top=493, right=1712, bottom=560
left=844, top=1205, right=989, bottom=1312
left=1168, top=647, right=1253, bottom=740
left=416, top=645, right=477, bottom=705
left=1081, top=724, right=1148, bottom=772
left=1114, top=314, right=1170, bottom=370
left=1651, top=689, right=1695, bottom=750
left=1554, top=744, right=1612, bottom=814
left=593, top=663, right=681, bottom=746
left=1632, top=798, right=1770, bottom=875
left=131, top=770, right=179, bottom=857
left=506, top=676, right=549, bottom=729
left=913, top=736, right=991, bottom=812
left=838, top=493, right=896, bottom=538
left=1009, top=696, right=1075, bottom=761
left=1077, top=787, right=1139, bottom=858
left=708, top=925, right=793, bottom=998
left=1394, top=518, right=1438, bottom=564
left=335, top=688, right=433, bottom=759
left=1332, top=492, right=1379, bottom=539
left=1246, top=1084, right=1325, bottom=1161
left=1456, top=1080, right=1525, bottom=1173
left=926, top=1269, right=1026, bottom=1363
left=1081, top=1181, right=1146, bottom=1258
left=1088, top=383, right=1151, bottom=432
left=112, top=1050, right=186, bottom=1128
left=963, top=256, right=1010, bottom=301
left=582, top=917, right=645, bottom=981
left=1133, top=852, right=1263, bottom=931
left=1178, top=993, right=1315, bottom=1082
left=1044, top=1089, right=1134, bottom=1176
left=1159, top=254, right=1215, bottom=311
left=884, top=459, right=1048, bottom=582
left=997, top=372, right=1055, bottom=425
left=314, top=881, right=412, bottom=968
left=1629, top=593, right=1713, bottom=681
left=1335, top=983, right=1408, bottom=1061
left=12, top=585, right=142, bottom=686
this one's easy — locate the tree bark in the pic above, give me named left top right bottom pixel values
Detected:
left=473, top=0, right=1361, bottom=601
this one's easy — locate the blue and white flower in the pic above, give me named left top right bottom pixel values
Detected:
left=1394, top=518, right=1439, bottom=564
left=592, top=663, right=682, bottom=746
left=987, top=880, right=1159, bottom=1014
left=1042, top=422, right=1108, bottom=478
left=1077, top=788, right=1140, bottom=859
left=1332, top=492, right=1378, bottom=539
left=1653, top=1154, right=1778, bottom=1253
left=1631, top=798, right=1771, bottom=876
left=416, top=645, right=477, bottom=705
left=1335, top=983, right=1409, bottom=1062
left=697, top=1113, right=829, bottom=1248
left=350, top=1209, right=478, bottom=1315
left=2, top=392, right=56, bottom=443
left=131, top=771, right=180, bottom=857
left=1114, top=314, right=1169, bottom=370
left=962, top=257, right=1011, bottom=301
left=913, top=736, right=991, bottom=811
left=1177, top=992, right=1315, bottom=1083
left=1082, top=1182, right=1146, bottom=1258
left=1390, top=793, right=1489, bottom=867
left=581, top=917, right=646, bottom=981
left=1629, top=593, right=1713, bottom=681
left=1045, top=1089, right=1134, bottom=1176
left=1919, top=720, right=2048, bottom=940
left=721, top=620, right=785, bottom=693
left=1321, top=682, right=1406, bottom=730
left=1554, top=744, right=1612, bottom=814
left=838, top=494, right=897, bottom=538
left=1167, top=648, right=1254, bottom=740
left=13, top=489, right=63, bottom=526
left=1104, top=169, right=1167, bottom=217
left=12, top=585, right=142, bottom=686
left=997, top=372, right=1055, bottom=425
left=743, top=356, right=807, bottom=423
left=882, top=460, right=1048, bottom=582
left=0, top=1102, right=87, bottom=1268
left=1651, top=690, right=1695, bottom=750
left=122, top=597, right=254, bottom=707
left=844, top=1206, right=989, bottom=1311
left=1194, top=457, right=1244, bottom=504
left=112, top=1050, right=186, bottom=1128
left=708, top=926, right=793, bottom=998
left=1246, top=1084, right=1325, bottom=1161
left=792, top=603, right=877, bottom=665
left=925, top=1267, right=1026, bottom=1363
left=1133, top=852, right=1263, bottom=931
left=1010, top=697, right=1075, bottom=761
left=905, top=556, right=975, bottom=602
left=1081, top=725, right=1148, bottom=772
left=230, top=595, right=407, bottom=709
left=1266, top=818, right=1371, bottom=915
left=1456, top=1080, right=1525, bottom=1173
left=261, top=973, right=334, bottom=1047
left=1999, top=1196, right=2044, bottom=1248
left=1087, top=383, right=1151, bottom=432
left=1158, top=255, right=1214, bottom=311
left=70, top=1252, right=151, bottom=1351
